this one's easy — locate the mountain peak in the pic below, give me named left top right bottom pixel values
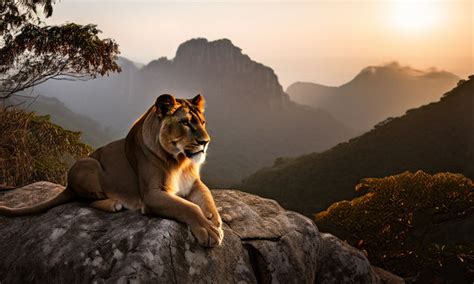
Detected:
left=352, top=62, right=459, bottom=83
left=176, top=38, right=240, bottom=51
left=288, top=62, right=460, bottom=130
left=174, top=38, right=243, bottom=63
left=141, top=37, right=285, bottom=106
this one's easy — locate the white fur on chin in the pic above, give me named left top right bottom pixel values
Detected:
left=190, top=152, right=206, bottom=165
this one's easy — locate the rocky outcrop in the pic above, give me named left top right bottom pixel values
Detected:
left=0, top=182, right=402, bottom=283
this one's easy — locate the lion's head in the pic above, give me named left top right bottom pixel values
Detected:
left=143, top=94, right=210, bottom=164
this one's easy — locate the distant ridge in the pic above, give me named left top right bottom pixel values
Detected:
left=287, top=62, right=459, bottom=130
left=6, top=95, right=118, bottom=147
left=241, top=76, right=474, bottom=215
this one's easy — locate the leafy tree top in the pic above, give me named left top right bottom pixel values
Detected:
left=0, top=0, right=121, bottom=100
left=315, top=171, right=474, bottom=280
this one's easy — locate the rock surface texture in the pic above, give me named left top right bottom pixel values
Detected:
left=0, top=182, right=402, bottom=283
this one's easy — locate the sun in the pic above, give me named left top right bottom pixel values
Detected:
left=387, top=0, right=442, bottom=34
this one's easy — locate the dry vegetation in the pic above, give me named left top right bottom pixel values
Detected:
left=0, top=107, right=92, bottom=186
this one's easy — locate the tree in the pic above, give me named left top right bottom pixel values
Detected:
left=0, top=0, right=121, bottom=100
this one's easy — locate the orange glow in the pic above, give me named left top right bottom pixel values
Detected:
left=46, top=0, right=473, bottom=87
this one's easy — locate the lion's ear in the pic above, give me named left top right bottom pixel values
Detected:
left=155, top=94, right=176, bottom=116
left=191, top=94, right=205, bottom=112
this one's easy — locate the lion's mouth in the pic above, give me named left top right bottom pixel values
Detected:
left=184, top=149, right=204, bottom=158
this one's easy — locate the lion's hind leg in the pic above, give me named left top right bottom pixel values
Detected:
left=68, top=157, right=107, bottom=200
left=69, top=159, right=124, bottom=213
left=89, top=199, right=124, bottom=213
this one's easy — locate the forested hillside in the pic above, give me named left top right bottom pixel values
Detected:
left=241, top=76, right=474, bottom=215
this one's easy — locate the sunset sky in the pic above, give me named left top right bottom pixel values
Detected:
left=47, top=0, right=473, bottom=87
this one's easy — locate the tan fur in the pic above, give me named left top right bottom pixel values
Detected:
left=0, top=94, right=223, bottom=247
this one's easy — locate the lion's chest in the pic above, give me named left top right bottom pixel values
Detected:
left=169, top=170, right=196, bottom=197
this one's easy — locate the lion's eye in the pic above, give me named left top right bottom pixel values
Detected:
left=180, top=120, right=192, bottom=128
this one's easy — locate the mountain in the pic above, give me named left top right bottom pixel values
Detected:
left=37, top=57, right=141, bottom=129
left=240, top=76, right=474, bottom=216
left=287, top=62, right=459, bottom=130
left=6, top=96, right=119, bottom=147
left=37, top=38, right=356, bottom=187
left=25, top=96, right=120, bottom=147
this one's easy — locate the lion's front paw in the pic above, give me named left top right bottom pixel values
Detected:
left=190, top=221, right=224, bottom=247
left=203, top=207, right=223, bottom=228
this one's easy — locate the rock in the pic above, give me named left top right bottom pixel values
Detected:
left=372, top=266, right=405, bottom=284
left=0, top=182, right=396, bottom=283
left=316, top=233, right=379, bottom=283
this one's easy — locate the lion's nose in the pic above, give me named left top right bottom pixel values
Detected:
left=196, top=139, right=209, bottom=147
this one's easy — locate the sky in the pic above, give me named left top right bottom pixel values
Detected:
left=47, top=0, right=473, bottom=88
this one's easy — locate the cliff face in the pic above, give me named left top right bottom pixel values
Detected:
left=287, top=62, right=460, bottom=130
left=0, top=182, right=402, bottom=283
left=37, top=38, right=356, bottom=187
left=145, top=38, right=287, bottom=107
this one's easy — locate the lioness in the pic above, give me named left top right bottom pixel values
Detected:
left=0, top=94, right=223, bottom=247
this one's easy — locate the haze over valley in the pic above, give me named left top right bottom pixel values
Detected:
left=36, top=39, right=357, bottom=186
left=243, top=77, right=474, bottom=215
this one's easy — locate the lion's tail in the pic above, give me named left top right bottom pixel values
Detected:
left=0, top=187, right=76, bottom=217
